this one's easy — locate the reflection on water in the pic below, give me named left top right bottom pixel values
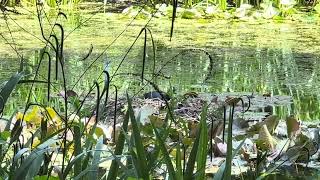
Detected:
left=1, top=11, right=320, bottom=121
left=150, top=46, right=320, bottom=121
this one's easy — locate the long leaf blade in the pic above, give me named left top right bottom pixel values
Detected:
left=127, top=93, right=149, bottom=179
left=151, top=122, right=177, bottom=180
left=196, top=104, right=208, bottom=180
left=0, top=72, right=23, bottom=113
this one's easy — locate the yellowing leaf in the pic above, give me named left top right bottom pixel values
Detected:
left=149, top=115, right=164, bottom=128
left=170, top=148, right=178, bottom=157
left=256, top=125, right=275, bottom=151
left=46, top=107, right=62, bottom=124
left=24, top=106, right=42, bottom=125
left=95, top=126, right=106, bottom=138
left=182, top=138, right=194, bottom=146
left=32, top=137, right=40, bottom=149
left=15, top=112, right=23, bottom=121
left=206, top=165, right=220, bottom=174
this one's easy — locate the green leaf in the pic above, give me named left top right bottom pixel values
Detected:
left=13, top=148, right=29, bottom=163
left=224, top=106, right=234, bottom=180
left=176, top=143, right=183, bottom=180
left=286, top=115, right=300, bottom=139
left=89, top=137, right=104, bottom=179
left=151, top=122, right=177, bottom=180
left=107, top=111, right=130, bottom=180
left=314, top=3, right=320, bottom=13
left=0, top=72, right=23, bottom=113
left=72, top=123, right=82, bottom=177
left=26, top=153, right=44, bottom=179
left=74, top=157, right=115, bottom=179
left=34, top=175, right=59, bottom=180
left=184, top=118, right=201, bottom=180
left=0, top=131, right=10, bottom=141
left=126, top=94, right=149, bottom=179
left=13, top=138, right=58, bottom=180
left=196, top=104, right=208, bottom=180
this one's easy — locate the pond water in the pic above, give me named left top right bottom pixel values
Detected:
left=1, top=6, right=320, bottom=120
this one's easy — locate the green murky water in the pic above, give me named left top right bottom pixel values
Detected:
left=1, top=7, right=320, bottom=120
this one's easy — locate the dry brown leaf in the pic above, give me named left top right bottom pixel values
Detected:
left=286, top=115, right=301, bottom=139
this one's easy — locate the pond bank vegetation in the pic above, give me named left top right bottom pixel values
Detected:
left=1, top=0, right=320, bottom=179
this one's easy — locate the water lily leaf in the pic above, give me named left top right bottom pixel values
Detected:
left=286, top=115, right=301, bottom=139
left=263, top=2, right=279, bottom=19
left=94, top=126, right=106, bottom=139
left=170, top=148, right=182, bottom=158
left=17, top=106, right=42, bottom=126
left=264, top=115, right=279, bottom=135
left=234, top=118, right=249, bottom=129
left=214, top=142, right=227, bottom=157
left=136, top=105, right=157, bottom=125
left=181, top=8, right=202, bottom=19
left=295, top=133, right=318, bottom=156
left=149, top=115, right=164, bottom=128
left=314, top=3, right=320, bottom=14
left=247, top=115, right=279, bottom=135
left=205, top=6, right=219, bottom=15
left=225, top=96, right=241, bottom=106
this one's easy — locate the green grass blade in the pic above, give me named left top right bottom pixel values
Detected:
left=13, top=138, right=58, bottom=180
left=196, top=104, right=208, bottom=180
left=89, top=137, right=104, bottom=179
left=63, top=151, right=90, bottom=178
left=151, top=122, right=177, bottom=180
left=74, top=156, right=115, bottom=180
left=126, top=93, right=149, bottom=179
left=4, top=112, right=16, bottom=131
left=176, top=143, right=183, bottom=180
left=0, top=72, right=23, bottom=113
left=184, top=123, right=201, bottom=180
left=224, top=106, right=235, bottom=180
left=73, top=124, right=82, bottom=177
left=107, top=111, right=130, bottom=180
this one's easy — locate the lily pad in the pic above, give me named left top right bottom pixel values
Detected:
left=181, top=8, right=202, bottom=19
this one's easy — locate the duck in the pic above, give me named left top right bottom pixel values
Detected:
left=143, top=91, right=170, bottom=101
